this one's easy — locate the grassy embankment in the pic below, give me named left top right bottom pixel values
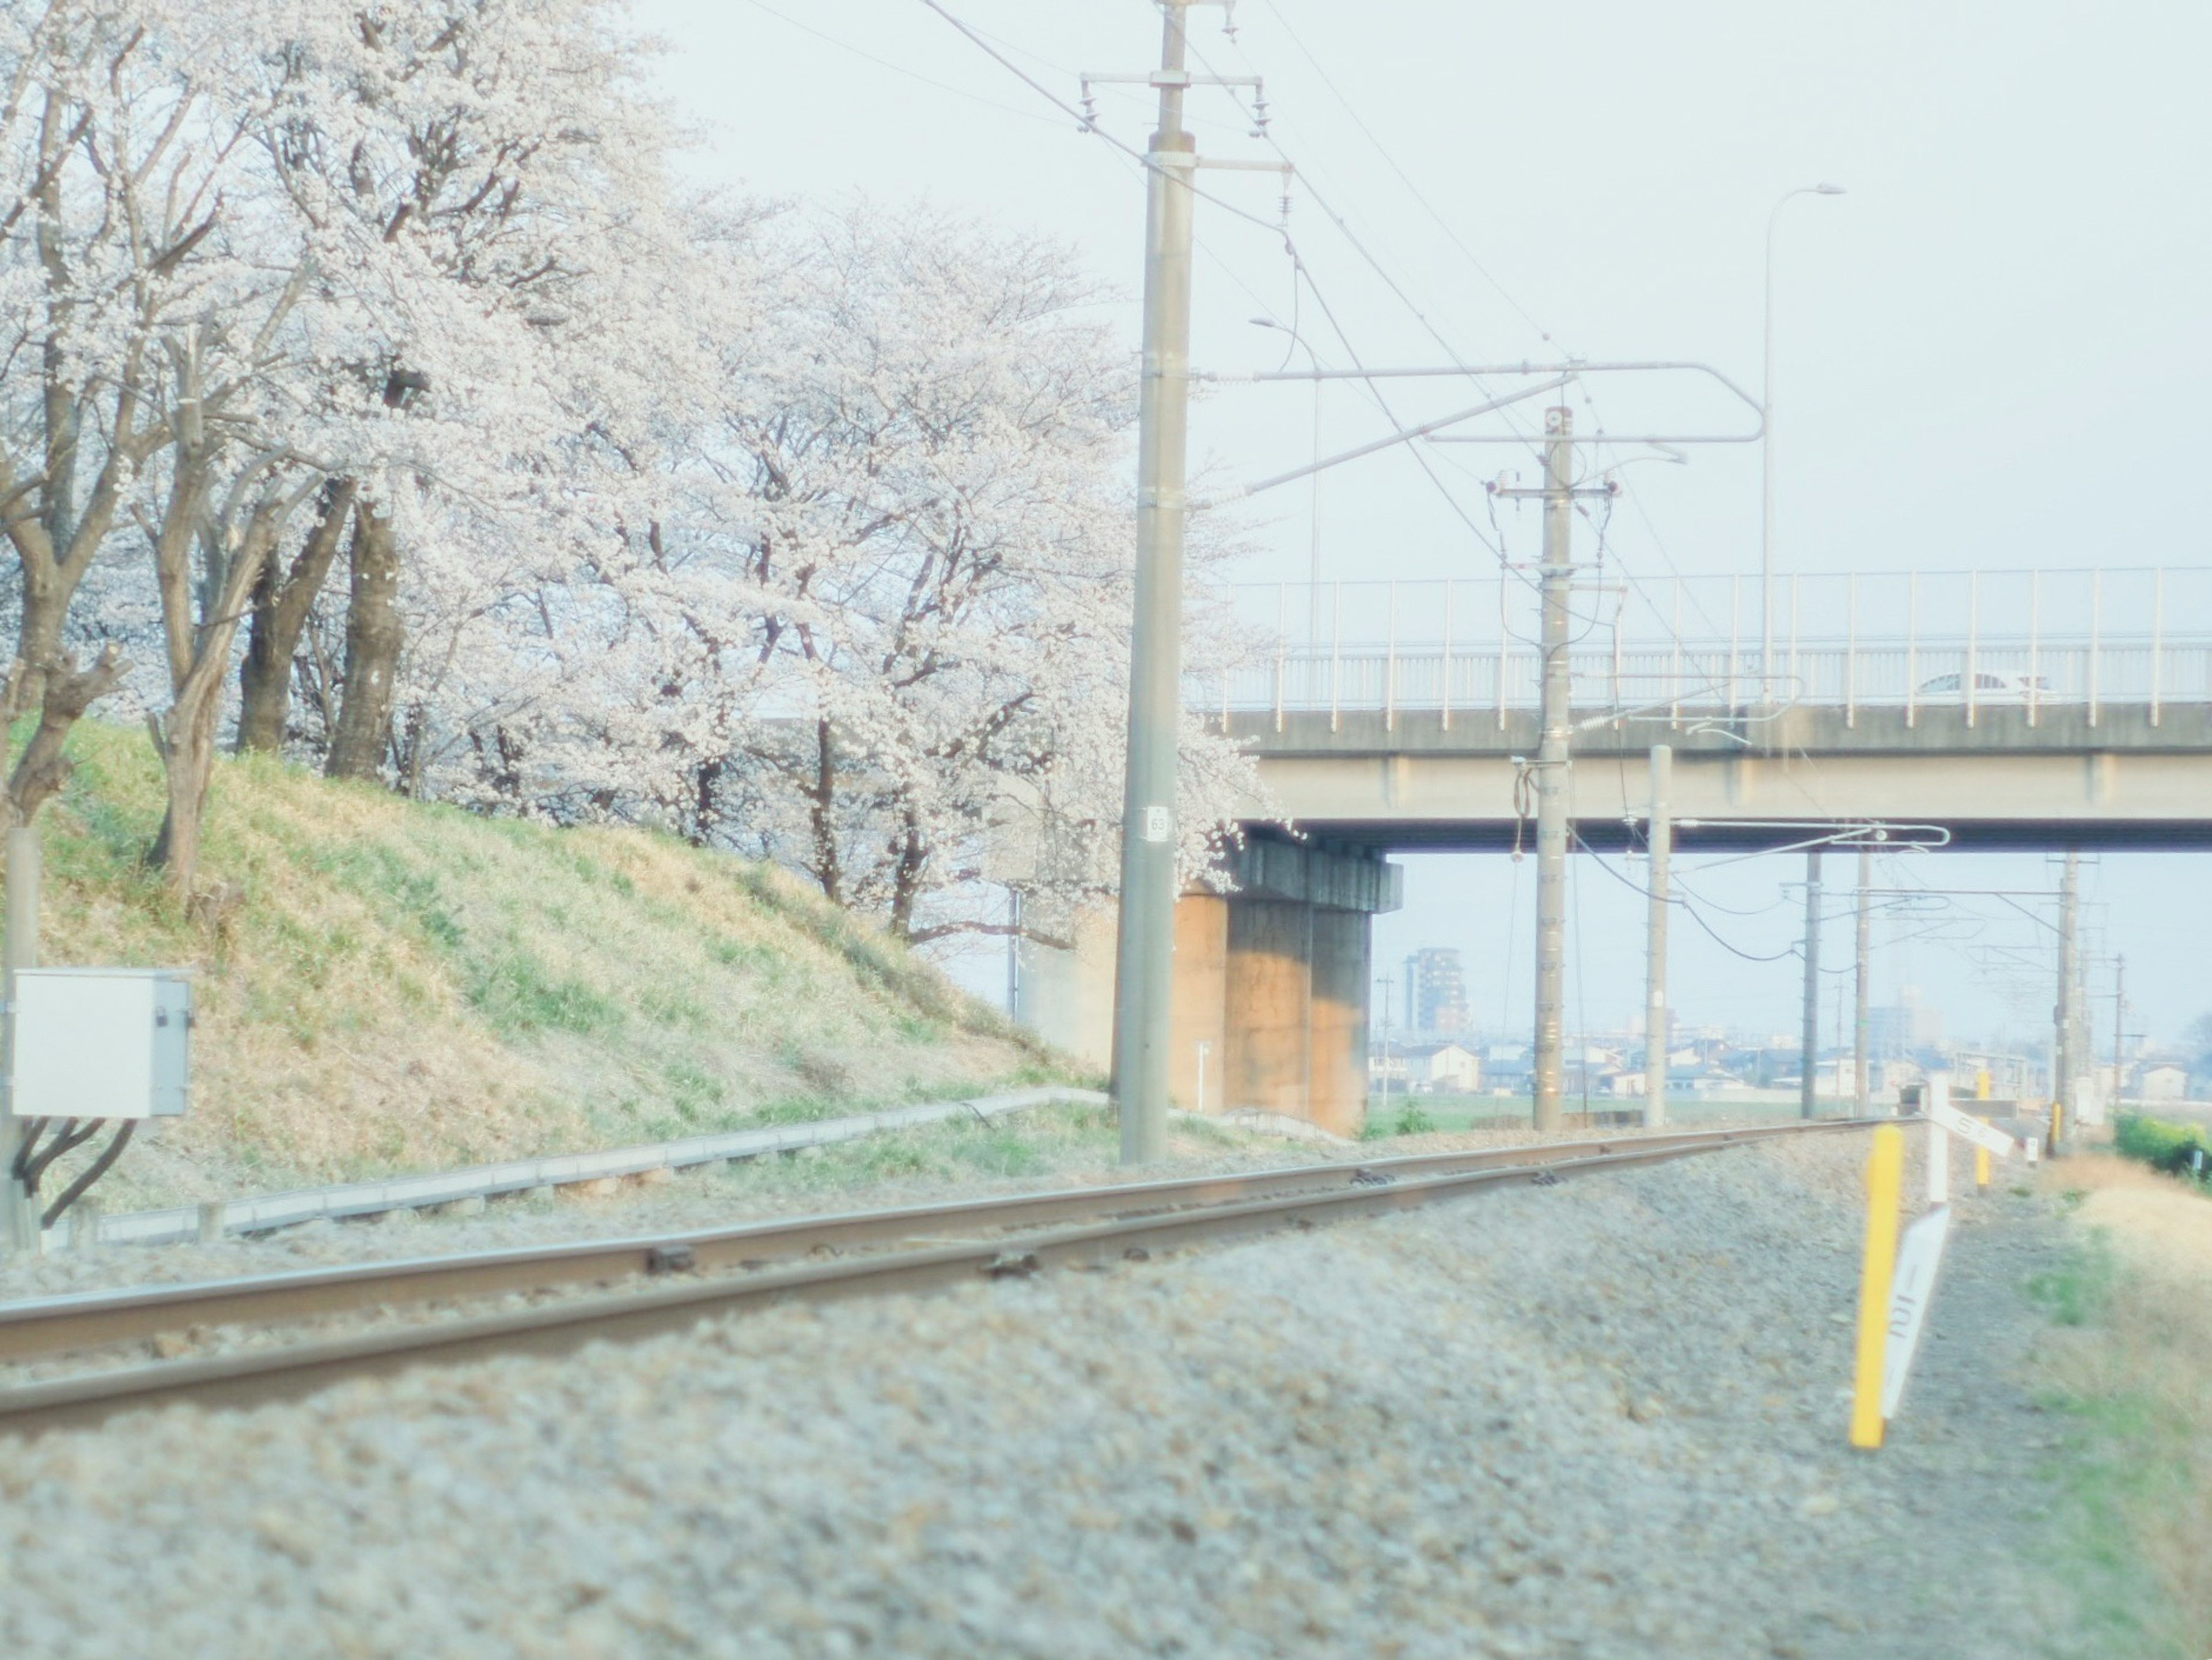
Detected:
left=1358, top=1095, right=1804, bottom=1136
left=21, top=722, right=1066, bottom=1209
left=2031, top=1124, right=2212, bottom=1658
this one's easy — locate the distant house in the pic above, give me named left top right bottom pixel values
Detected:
left=1484, top=1043, right=1533, bottom=1097
left=1671, top=1062, right=1753, bottom=1097
left=2138, top=1063, right=2188, bottom=1102
left=1400, top=1041, right=1480, bottom=1095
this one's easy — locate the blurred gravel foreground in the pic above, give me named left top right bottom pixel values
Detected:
left=0, top=1136, right=2091, bottom=1659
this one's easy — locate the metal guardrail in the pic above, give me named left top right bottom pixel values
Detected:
left=49, top=1087, right=1107, bottom=1252
left=1197, top=568, right=2212, bottom=730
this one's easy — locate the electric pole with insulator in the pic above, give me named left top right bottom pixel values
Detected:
left=1643, top=745, right=1672, bottom=1128
left=1106, top=3, right=1198, bottom=1166
left=1853, top=844, right=1872, bottom=1116
left=1800, top=849, right=1822, bottom=1118
left=2112, top=953, right=2126, bottom=1111
left=2053, top=850, right=2081, bottom=1152
left=1506, top=410, right=1609, bottom=1132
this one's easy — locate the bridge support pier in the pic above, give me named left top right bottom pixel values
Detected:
left=1017, top=841, right=1399, bottom=1137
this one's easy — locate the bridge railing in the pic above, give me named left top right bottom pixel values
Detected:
left=1195, top=568, right=2212, bottom=729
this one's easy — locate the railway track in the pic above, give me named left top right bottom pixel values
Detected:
left=0, top=1118, right=1880, bottom=1436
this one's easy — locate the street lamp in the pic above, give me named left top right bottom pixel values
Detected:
left=1760, top=182, right=1844, bottom=702
left=1250, top=316, right=1324, bottom=643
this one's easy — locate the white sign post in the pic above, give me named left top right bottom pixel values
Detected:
left=1881, top=1203, right=1953, bottom=1418
left=1929, top=1097, right=2020, bottom=1160
left=1925, top=1077, right=1951, bottom=1205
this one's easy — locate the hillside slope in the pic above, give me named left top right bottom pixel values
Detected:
left=24, top=724, right=1058, bottom=1209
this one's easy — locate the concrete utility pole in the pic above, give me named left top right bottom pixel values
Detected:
left=1800, top=849, right=1822, bottom=1119
left=2053, top=850, right=2081, bottom=1151
left=1109, top=2, right=1197, bottom=1165
left=1532, top=407, right=1576, bottom=1133
left=2112, top=954, right=2126, bottom=1110
left=2, top=825, right=40, bottom=1253
left=1643, top=745, right=1672, bottom=1128
left=1853, top=844, right=1872, bottom=1117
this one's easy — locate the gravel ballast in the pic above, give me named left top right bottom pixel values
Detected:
left=0, top=1133, right=2085, bottom=1658
left=0, top=1114, right=1794, bottom=1303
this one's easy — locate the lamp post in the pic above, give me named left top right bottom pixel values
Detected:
left=1760, top=183, right=1844, bottom=702
left=1250, top=317, right=1324, bottom=642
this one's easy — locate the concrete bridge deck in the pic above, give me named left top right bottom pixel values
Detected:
left=1235, top=701, right=2212, bottom=850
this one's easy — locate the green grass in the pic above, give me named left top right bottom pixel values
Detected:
left=2114, top=1113, right=2212, bottom=1180
left=2029, top=1173, right=2212, bottom=1658
left=18, top=720, right=1063, bottom=1205
left=2032, top=1235, right=2198, bottom=1655
left=2028, top=1233, right=2118, bottom=1328
left=707, top=1103, right=1126, bottom=1197
left=1358, top=1094, right=1804, bottom=1135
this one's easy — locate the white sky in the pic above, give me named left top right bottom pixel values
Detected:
left=634, top=0, right=2212, bottom=1052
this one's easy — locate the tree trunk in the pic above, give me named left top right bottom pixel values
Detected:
left=808, top=718, right=842, bottom=905
left=325, top=504, right=402, bottom=782
left=147, top=491, right=289, bottom=892
left=3, top=645, right=126, bottom=827
left=237, top=479, right=357, bottom=754
left=145, top=689, right=223, bottom=887
left=7, top=565, right=66, bottom=724
left=888, top=803, right=926, bottom=940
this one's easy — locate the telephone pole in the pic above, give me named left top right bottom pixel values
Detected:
left=1800, top=849, right=1822, bottom=1118
left=1532, top=408, right=1576, bottom=1133
left=1853, top=844, right=1872, bottom=1116
left=2052, top=850, right=2081, bottom=1151
left=1643, top=745, right=1672, bottom=1128
left=2112, top=953, right=2126, bottom=1111
left=1108, top=2, right=1197, bottom=1165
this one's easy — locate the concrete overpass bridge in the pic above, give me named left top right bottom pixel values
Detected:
left=1212, top=566, right=2212, bottom=849
left=1022, top=567, right=2212, bottom=1135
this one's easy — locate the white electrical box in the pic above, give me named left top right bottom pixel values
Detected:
left=8, top=969, right=192, bottom=1119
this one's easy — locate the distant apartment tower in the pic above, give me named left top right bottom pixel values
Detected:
left=1867, top=985, right=1943, bottom=1058
left=1408, top=947, right=1471, bottom=1034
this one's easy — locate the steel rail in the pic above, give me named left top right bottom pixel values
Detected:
left=0, top=1121, right=1843, bottom=1366
left=0, top=1120, right=1881, bottom=1436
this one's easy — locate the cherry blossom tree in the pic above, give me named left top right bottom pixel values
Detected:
left=2, top=3, right=1266, bottom=952
left=665, top=205, right=1259, bottom=946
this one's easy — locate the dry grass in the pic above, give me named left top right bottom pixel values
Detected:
left=21, top=723, right=1057, bottom=1208
left=2035, top=1154, right=2212, bottom=1658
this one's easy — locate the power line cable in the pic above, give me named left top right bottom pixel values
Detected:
left=912, top=0, right=1288, bottom=237
left=1250, top=0, right=1557, bottom=348
left=738, top=0, right=1067, bottom=128
left=1571, top=831, right=1800, bottom=963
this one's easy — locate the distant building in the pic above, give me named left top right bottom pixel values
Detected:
left=1484, top=1043, right=1533, bottom=1097
left=1868, top=988, right=1942, bottom=1058
left=1406, top=947, right=1471, bottom=1035
left=1400, top=1041, right=1481, bottom=1095
left=2138, top=1063, right=2187, bottom=1102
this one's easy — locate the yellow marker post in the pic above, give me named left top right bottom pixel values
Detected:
left=2050, top=1101, right=2064, bottom=1158
left=1975, top=1117, right=1992, bottom=1190
left=1850, top=1125, right=1906, bottom=1450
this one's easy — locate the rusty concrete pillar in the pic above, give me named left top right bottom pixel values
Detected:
left=1169, top=893, right=1228, bottom=1109
left=1307, top=907, right=1373, bottom=1137
left=1016, top=906, right=1118, bottom=1071
left=1016, top=840, right=1397, bottom=1140
left=1224, top=899, right=1314, bottom=1117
